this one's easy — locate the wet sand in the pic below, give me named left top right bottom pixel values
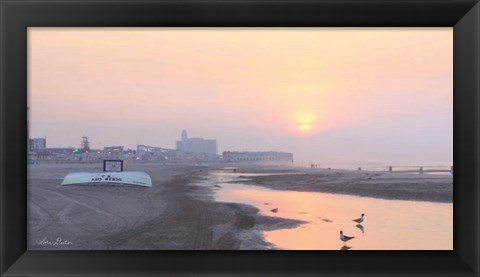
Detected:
left=229, top=164, right=453, bottom=203
left=28, top=162, right=452, bottom=250
left=28, top=163, right=302, bottom=250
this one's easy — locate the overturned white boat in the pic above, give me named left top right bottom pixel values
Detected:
left=61, top=171, right=152, bottom=187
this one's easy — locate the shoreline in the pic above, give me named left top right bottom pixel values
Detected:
left=227, top=164, right=453, bottom=203
left=27, top=162, right=452, bottom=250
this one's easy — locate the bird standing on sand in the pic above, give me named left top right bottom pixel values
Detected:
left=353, top=213, right=365, bottom=223
left=340, top=230, right=355, bottom=244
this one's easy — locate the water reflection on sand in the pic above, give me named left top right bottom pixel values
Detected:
left=209, top=171, right=453, bottom=250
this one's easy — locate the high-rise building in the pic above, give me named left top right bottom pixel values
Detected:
left=176, top=130, right=217, bottom=157
left=181, top=130, right=188, bottom=141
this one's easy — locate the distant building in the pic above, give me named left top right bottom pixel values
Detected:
left=176, top=130, right=217, bottom=157
left=45, top=147, right=74, bottom=153
left=223, top=151, right=293, bottom=163
left=80, top=136, right=90, bottom=152
left=28, top=138, right=46, bottom=151
left=32, top=147, right=75, bottom=161
left=137, top=144, right=176, bottom=161
left=103, top=146, right=124, bottom=160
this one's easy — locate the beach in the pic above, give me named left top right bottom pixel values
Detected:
left=28, top=162, right=452, bottom=250
left=229, top=164, right=453, bottom=203
left=27, top=163, right=302, bottom=250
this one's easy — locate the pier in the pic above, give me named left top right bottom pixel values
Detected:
left=387, top=166, right=453, bottom=174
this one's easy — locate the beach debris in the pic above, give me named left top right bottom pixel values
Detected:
left=270, top=208, right=279, bottom=213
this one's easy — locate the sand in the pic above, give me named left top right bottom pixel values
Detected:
left=27, top=163, right=303, bottom=250
left=28, top=162, right=452, bottom=250
left=229, top=164, right=453, bottom=203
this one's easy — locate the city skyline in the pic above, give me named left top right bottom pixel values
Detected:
left=29, top=129, right=216, bottom=151
left=29, top=28, right=452, bottom=164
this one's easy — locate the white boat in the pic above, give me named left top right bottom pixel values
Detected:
left=61, top=171, right=152, bottom=187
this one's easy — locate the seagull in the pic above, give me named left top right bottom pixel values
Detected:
left=340, top=230, right=355, bottom=244
left=353, top=213, right=365, bottom=223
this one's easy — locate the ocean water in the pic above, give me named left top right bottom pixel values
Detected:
left=207, top=171, right=453, bottom=250
left=292, top=162, right=453, bottom=175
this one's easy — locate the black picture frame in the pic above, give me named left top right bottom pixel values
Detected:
left=1, top=0, right=479, bottom=276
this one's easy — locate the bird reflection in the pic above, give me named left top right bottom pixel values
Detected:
left=356, top=224, right=364, bottom=234
left=341, top=245, right=352, bottom=250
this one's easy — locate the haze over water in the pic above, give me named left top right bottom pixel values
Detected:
left=29, top=29, right=453, bottom=249
left=29, top=28, right=452, bottom=165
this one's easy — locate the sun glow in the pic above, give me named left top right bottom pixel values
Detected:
left=294, top=112, right=317, bottom=133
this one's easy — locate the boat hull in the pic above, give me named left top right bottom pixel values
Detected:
left=61, top=171, right=152, bottom=187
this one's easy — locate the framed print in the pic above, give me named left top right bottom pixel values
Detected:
left=1, top=0, right=479, bottom=276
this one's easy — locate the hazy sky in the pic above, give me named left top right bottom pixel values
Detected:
left=29, top=28, right=452, bottom=164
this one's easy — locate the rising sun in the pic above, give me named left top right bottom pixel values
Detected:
left=294, top=112, right=317, bottom=133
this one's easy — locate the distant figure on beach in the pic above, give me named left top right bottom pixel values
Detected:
left=353, top=213, right=365, bottom=223
left=340, top=231, right=355, bottom=244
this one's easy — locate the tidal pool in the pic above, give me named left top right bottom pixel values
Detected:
left=207, top=170, right=453, bottom=250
